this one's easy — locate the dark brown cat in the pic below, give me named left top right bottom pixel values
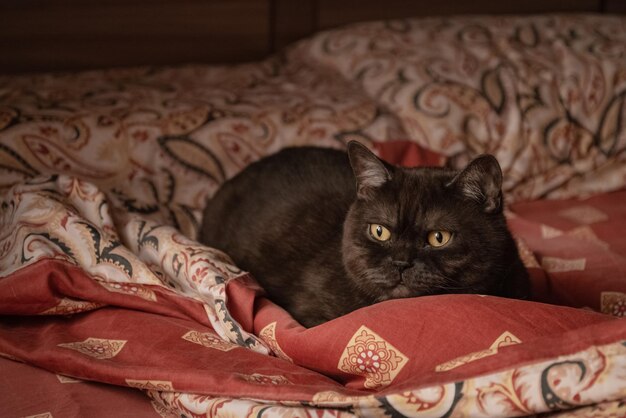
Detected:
left=200, top=141, right=530, bottom=327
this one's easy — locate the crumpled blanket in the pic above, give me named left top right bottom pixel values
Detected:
left=1, top=170, right=625, bottom=417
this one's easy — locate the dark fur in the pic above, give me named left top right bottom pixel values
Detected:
left=200, top=142, right=530, bottom=327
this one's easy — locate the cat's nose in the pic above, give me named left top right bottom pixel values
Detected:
left=392, top=260, right=411, bottom=271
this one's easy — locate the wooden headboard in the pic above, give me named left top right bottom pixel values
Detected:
left=1, top=0, right=624, bottom=74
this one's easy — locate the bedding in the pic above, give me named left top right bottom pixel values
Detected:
left=290, top=14, right=626, bottom=202
left=1, top=13, right=625, bottom=418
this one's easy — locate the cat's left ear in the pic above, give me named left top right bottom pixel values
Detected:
left=449, top=154, right=503, bottom=213
left=347, top=141, right=391, bottom=198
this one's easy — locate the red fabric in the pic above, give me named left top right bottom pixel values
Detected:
left=249, top=286, right=622, bottom=392
left=373, top=140, right=446, bottom=167
left=509, top=190, right=626, bottom=312
left=0, top=357, right=157, bottom=418
left=1, top=254, right=625, bottom=400
left=0, top=260, right=336, bottom=399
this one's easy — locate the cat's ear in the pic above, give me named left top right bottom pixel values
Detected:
left=347, top=141, right=391, bottom=198
left=450, top=154, right=503, bottom=213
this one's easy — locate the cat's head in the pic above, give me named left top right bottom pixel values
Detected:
left=342, top=141, right=515, bottom=302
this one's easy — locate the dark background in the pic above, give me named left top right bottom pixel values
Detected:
left=1, top=0, right=625, bottom=74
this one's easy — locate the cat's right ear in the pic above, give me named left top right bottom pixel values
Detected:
left=449, top=154, right=503, bottom=213
left=347, top=141, right=391, bottom=198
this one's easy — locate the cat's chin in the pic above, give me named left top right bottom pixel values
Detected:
left=376, top=284, right=416, bottom=301
left=354, top=272, right=428, bottom=302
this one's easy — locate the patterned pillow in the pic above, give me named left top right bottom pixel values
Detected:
left=0, top=61, right=407, bottom=237
left=290, top=15, right=626, bottom=201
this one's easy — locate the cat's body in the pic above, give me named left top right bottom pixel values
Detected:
left=200, top=142, right=530, bottom=327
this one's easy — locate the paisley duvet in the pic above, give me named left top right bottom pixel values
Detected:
left=1, top=14, right=625, bottom=418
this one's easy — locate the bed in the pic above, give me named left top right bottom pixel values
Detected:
left=1, top=10, right=625, bottom=418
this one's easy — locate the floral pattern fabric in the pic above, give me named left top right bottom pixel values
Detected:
left=290, top=14, right=626, bottom=202
left=1, top=13, right=626, bottom=418
left=0, top=175, right=625, bottom=417
left=0, top=60, right=405, bottom=237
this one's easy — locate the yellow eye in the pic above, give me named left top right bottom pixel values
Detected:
left=369, top=224, right=391, bottom=241
left=427, top=231, right=452, bottom=248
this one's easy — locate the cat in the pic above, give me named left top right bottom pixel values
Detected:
left=199, top=141, right=530, bottom=327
